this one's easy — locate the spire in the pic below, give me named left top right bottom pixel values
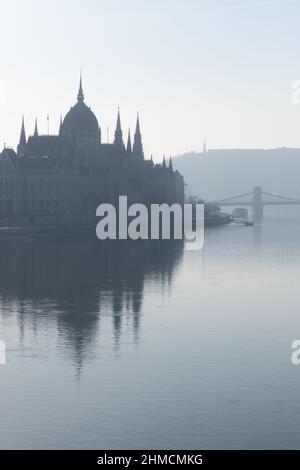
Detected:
left=114, top=108, right=124, bottom=146
left=59, top=115, right=63, bottom=135
left=34, top=118, right=38, bottom=137
left=17, top=116, right=26, bottom=156
left=126, top=129, right=132, bottom=154
left=162, top=155, right=166, bottom=168
left=133, top=113, right=144, bottom=160
left=77, top=73, right=84, bottom=103
left=203, top=139, right=207, bottom=154
left=136, top=113, right=141, bottom=134
left=169, top=156, right=173, bottom=172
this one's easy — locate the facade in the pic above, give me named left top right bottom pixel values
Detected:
left=0, top=78, right=184, bottom=227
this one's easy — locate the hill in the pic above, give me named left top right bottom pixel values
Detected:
left=173, top=148, right=300, bottom=201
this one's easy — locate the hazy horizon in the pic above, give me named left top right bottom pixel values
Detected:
left=1, top=0, right=300, bottom=161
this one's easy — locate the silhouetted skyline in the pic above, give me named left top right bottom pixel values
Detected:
left=1, top=0, right=300, bottom=158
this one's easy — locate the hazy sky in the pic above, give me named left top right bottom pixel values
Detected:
left=0, top=0, right=300, bottom=161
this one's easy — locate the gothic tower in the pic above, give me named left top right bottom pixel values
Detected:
left=114, top=108, right=124, bottom=147
left=133, top=114, right=144, bottom=160
left=34, top=118, right=39, bottom=137
left=59, top=115, right=63, bottom=136
left=17, top=116, right=26, bottom=156
left=126, top=129, right=132, bottom=155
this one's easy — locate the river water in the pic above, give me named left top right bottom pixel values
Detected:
left=0, top=207, right=300, bottom=449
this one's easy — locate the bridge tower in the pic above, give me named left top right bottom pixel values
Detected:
left=252, top=186, right=263, bottom=222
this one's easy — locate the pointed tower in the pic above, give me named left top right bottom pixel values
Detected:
left=126, top=129, right=132, bottom=155
left=17, top=116, right=26, bottom=156
left=61, top=74, right=101, bottom=144
left=162, top=155, right=166, bottom=168
left=169, top=157, right=173, bottom=173
left=77, top=73, right=84, bottom=103
left=34, top=118, right=38, bottom=137
left=203, top=139, right=207, bottom=154
left=114, top=108, right=124, bottom=146
left=133, top=113, right=144, bottom=160
left=59, top=115, right=63, bottom=135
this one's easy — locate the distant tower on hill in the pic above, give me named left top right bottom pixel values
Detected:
left=203, top=139, right=207, bottom=154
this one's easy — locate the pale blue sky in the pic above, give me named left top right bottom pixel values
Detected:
left=0, top=0, right=300, bottom=160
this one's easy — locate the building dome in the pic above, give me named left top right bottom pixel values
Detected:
left=61, top=77, right=100, bottom=140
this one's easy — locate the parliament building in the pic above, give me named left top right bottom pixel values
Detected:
left=0, top=77, right=184, bottom=227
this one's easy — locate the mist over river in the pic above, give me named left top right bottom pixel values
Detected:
left=0, top=206, right=300, bottom=449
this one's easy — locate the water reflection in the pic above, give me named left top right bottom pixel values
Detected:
left=0, top=236, right=183, bottom=371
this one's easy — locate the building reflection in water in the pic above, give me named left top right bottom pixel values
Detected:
left=0, top=236, right=183, bottom=372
